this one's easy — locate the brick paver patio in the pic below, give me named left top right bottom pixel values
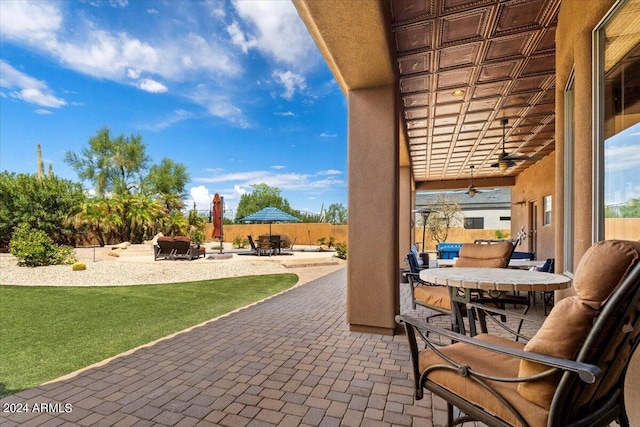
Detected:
left=1, top=268, right=535, bottom=426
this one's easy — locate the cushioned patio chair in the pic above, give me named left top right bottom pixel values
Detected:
left=397, top=240, right=640, bottom=427
left=455, top=241, right=514, bottom=268
left=173, top=236, right=205, bottom=260
left=454, top=241, right=530, bottom=331
left=405, top=251, right=455, bottom=331
left=154, top=236, right=175, bottom=261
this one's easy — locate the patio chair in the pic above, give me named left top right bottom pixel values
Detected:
left=247, top=235, right=259, bottom=255
left=455, top=241, right=514, bottom=268
left=454, top=241, right=530, bottom=334
left=257, top=236, right=274, bottom=256
left=173, top=236, right=205, bottom=260
left=397, top=239, right=640, bottom=427
left=154, top=236, right=175, bottom=261
left=405, top=252, right=455, bottom=331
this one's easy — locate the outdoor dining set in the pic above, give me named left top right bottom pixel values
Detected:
left=397, top=239, right=640, bottom=427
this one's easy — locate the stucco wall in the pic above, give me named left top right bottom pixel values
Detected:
left=556, top=1, right=639, bottom=425
left=204, top=223, right=347, bottom=246
left=511, top=152, right=556, bottom=261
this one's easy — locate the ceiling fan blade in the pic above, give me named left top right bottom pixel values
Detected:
left=504, top=154, right=543, bottom=161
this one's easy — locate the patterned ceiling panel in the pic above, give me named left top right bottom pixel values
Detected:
left=391, top=0, right=561, bottom=184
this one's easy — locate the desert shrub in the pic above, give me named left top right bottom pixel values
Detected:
left=9, top=224, right=78, bottom=267
left=233, top=236, right=248, bottom=248
left=0, top=172, right=85, bottom=247
left=72, top=262, right=87, bottom=271
left=335, top=242, right=347, bottom=260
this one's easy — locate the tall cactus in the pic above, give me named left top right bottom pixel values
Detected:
left=48, top=163, right=54, bottom=177
left=37, top=143, right=45, bottom=179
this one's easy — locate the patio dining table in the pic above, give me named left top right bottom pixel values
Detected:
left=436, top=258, right=546, bottom=269
left=420, top=267, right=572, bottom=335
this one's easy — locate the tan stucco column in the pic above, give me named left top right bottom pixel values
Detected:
left=347, top=85, right=399, bottom=335
left=399, top=166, right=412, bottom=266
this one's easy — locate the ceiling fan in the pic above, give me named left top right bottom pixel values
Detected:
left=463, top=165, right=488, bottom=198
left=491, top=119, right=542, bottom=172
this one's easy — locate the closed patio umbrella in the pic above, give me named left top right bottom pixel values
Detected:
left=212, top=193, right=224, bottom=253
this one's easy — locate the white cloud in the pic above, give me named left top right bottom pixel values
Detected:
left=147, top=8, right=158, bottom=14
left=318, top=169, right=342, bottom=176
left=319, top=132, right=337, bottom=138
left=127, top=68, right=140, bottom=79
left=0, top=1, right=62, bottom=43
left=271, top=165, right=285, bottom=170
left=0, top=60, right=67, bottom=108
left=188, top=89, right=250, bottom=128
left=273, top=70, right=306, bottom=100
left=35, top=109, right=53, bottom=115
left=194, top=169, right=346, bottom=193
left=226, top=21, right=257, bottom=53
left=0, top=1, right=241, bottom=87
left=138, top=109, right=193, bottom=131
left=275, top=111, right=295, bottom=117
left=231, top=0, right=317, bottom=68
left=138, top=78, right=167, bottom=93
left=605, top=144, right=640, bottom=172
left=187, top=185, right=213, bottom=211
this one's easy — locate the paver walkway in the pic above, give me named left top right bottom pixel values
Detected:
left=1, top=268, right=455, bottom=427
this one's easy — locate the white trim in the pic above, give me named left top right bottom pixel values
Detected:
left=564, top=67, right=575, bottom=275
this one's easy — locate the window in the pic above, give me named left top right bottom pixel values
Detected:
left=464, top=217, right=484, bottom=229
left=594, top=0, right=640, bottom=241
left=543, top=196, right=552, bottom=226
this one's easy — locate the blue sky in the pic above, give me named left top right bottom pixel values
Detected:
left=0, top=0, right=347, bottom=217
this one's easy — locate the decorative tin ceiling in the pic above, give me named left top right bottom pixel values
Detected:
left=391, top=0, right=561, bottom=186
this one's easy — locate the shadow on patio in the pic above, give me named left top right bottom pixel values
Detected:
left=0, top=268, right=541, bottom=426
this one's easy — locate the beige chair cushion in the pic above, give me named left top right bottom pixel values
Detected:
left=572, top=240, right=639, bottom=303
left=517, top=297, right=598, bottom=408
left=455, top=242, right=513, bottom=268
left=419, top=334, right=548, bottom=427
left=414, top=286, right=451, bottom=310
left=517, top=240, right=640, bottom=409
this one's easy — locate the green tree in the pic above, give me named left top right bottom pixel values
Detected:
left=64, top=127, right=190, bottom=243
left=64, top=127, right=151, bottom=196
left=424, top=193, right=463, bottom=244
left=235, top=183, right=292, bottom=221
left=620, top=198, right=640, bottom=218
left=0, top=172, right=85, bottom=247
left=324, top=203, right=347, bottom=224
left=145, top=158, right=189, bottom=212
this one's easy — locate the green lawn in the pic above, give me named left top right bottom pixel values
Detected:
left=0, top=274, right=297, bottom=398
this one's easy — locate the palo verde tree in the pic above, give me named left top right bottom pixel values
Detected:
left=65, top=127, right=150, bottom=196
left=64, top=127, right=190, bottom=243
left=324, top=203, right=347, bottom=224
left=424, top=193, right=464, bottom=244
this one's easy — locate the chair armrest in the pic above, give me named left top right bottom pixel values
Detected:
left=395, top=314, right=601, bottom=384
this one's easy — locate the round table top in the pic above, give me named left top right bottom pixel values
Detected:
left=420, top=267, right=572, bottom=292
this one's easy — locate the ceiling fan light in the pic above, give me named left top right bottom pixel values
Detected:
left=468, top=187, right=476, bottom=197
left=498, top=160, right=509, bottom=173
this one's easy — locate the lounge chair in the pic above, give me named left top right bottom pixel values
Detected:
left=397, top=240, right=640, bottom=427
left=247, top=235, right=259, bottom=255
left=154, top=236, right=175, bottom=261
left=173, top=236, right=205, bottom=260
